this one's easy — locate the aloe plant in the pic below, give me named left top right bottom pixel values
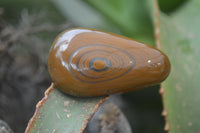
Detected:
left=153, top=0, right=200, bottom=132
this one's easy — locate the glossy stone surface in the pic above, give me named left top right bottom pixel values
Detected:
left=48, top=28, right=170, bottom=97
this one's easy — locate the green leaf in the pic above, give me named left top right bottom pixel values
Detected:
left=52, top=0, right=116, bottom=32
left=153, top=0, right=200, bottom=132
left=84, top=0, right=155, bottom=46
left=25, top=84, right=107, bottom=133
left=158, top=0, right=188, bottom=13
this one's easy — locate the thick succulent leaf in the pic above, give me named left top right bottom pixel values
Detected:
left=153, top=0, right=200, bottom=132
left=25, top=84, right=107, bottom=133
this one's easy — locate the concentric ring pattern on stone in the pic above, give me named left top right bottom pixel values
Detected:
left=48, top=28, right=170, bottom=97
left=68, top=44, right=135, bottom=83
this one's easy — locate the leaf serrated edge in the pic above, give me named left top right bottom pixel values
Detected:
left=79, top=97, right=108, bottom=133
left=153, top=0, right=170, bottom=132
left=25, top=83, right=108, bottom=133
left=25, top=83, right=55, bottom=133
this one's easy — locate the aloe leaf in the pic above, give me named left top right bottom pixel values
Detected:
left=152, top=0, right=200, bottom=132
left=25, top=84, right=107, bottom=133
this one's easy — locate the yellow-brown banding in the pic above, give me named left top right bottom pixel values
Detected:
left=48, top=28, right=170, bottom=97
